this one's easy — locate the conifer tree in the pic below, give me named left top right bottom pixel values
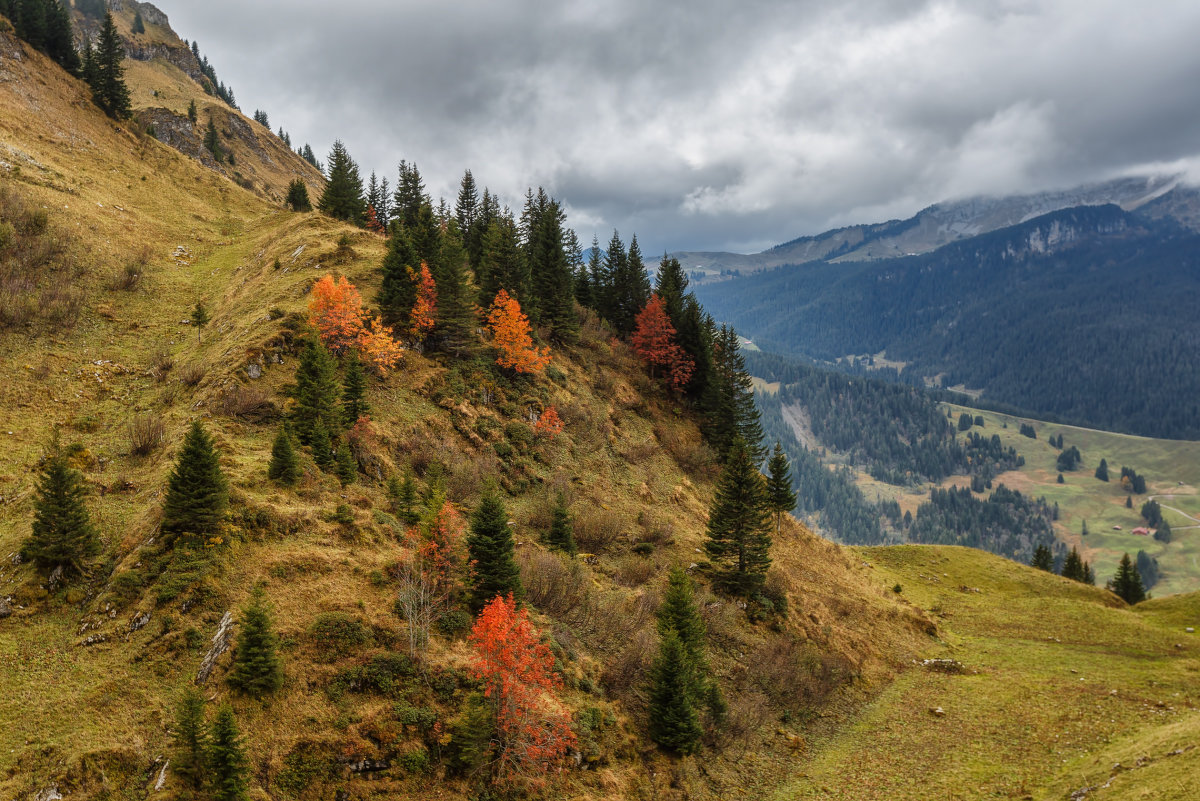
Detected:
left=1030, top=543, right=1054, bottom=572
left=267, top=425, right=301, bottom=486
left=765, top=442, right=797, bottom=537
left=429, top=220, right=477, bottom=354
left=203, top=118, right=223, bottom=162
left=1109, top=553, right=1146, bottom=604
left=89, top=11, right=131, bottom=119
left=172, top=688, right=208, bottom=791
left=647, top=630, right=703, bottom=754
left=187, top=99, right=198, bottom=124
left=132, top=10, right=145, bottom=34
left=25, top=448, right=100, bottom=577
left=467, top=487, right=523, bottom=613
left=709, top=325, right=765, bottom=461
left=335, top=443, right=357, bottom=485
left=309, top=419, right=334, bottom=472
left=478, top=213, right=528, bottom=305
left=341, top=351, right=368, bottom=426
left=228, top=586, right=283, bottom=696
left=81, top=38, right=98, bottom=89
left=191, top=300, right=209, bottom=344
left=586, top=234, right=606, bottom=313
left=285, top=179, right=312, bottom=212
left=378, top=227, right=420, bottom=328
left=1060, top=546, right=1085, bottom=582
left=524, top=190, right=578, bottom=342
left=704, top=437, right=772, bottom=595
left=1083, top=561, right=1095, bottom=585
left=392, top=160, right=428, bottom=229
left=207, top=703, right=249, bottom=801
left=44, top=0, right=80, bottom=74
left=318, top=140, right=366, bottom=225
left=456, top=169, right=481, bottom=265
left=291, top=337, right=341, bottom=444
left=655, top=254, right=689, bottom=327
left=388, top=470, right=420, bottom=526
left=161, top=422, right=228, bottom=543
left=596, top=230, right=625, bottom=324
left=656, top=567, right=717, bottom=714
left=610, top=233, right=651, bottom=336
left=546, top=493, right=577, bottom=556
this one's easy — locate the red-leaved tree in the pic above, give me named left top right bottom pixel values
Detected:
left=407, top=261, right=437, bottom=342
left=486, top=289, right=551, bottom=374
left=396, top=498, right=466, bottom=655
left=631, top=293, right=694, bottom=392
left=469, top=593, right=576, bottom=789
left=533, top=406, right=563, bottom=438
left=365, top=204, right=385, bottom=234
left=309, top=273, right=366, bottom=355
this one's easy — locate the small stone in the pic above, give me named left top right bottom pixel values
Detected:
left=246, top=362, right=262, bottom=379
left=1186, top=627, right=1194, bottom=633
left=930, top=706, right=946, bottom=717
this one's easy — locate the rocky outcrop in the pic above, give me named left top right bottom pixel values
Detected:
left=194, top=611, right=234, bottom=685
left=136, top=107, right=221, bottom=169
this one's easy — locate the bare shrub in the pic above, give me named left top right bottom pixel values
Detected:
left=148, top=349, right=174, bottom=382
left=39, top=283, right=85, bottom=327
left=572, top=506, right=627, bottom=554
left=107, top=247, right=151, bottom=292
left=518, top=549, right=596, bottom=622
left=600, top=628, right=656, bottom=703
left=747, top=637, right=852, bottom=714
left=0, top=186, right=78, bottom=331
left=611, top=553, right=656, bottom=588
left=178, top=362, right=205, bottom=387
left=619, top=439, right=658, bottom=465
left=217, top=384, right=276, bottom=422
left=128, top=413, right=165, bottom=456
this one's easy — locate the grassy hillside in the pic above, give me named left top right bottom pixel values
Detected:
left=781, top=546, right=1200, bottom=801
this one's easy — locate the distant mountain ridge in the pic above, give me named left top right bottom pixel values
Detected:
left=674, top=174, right=1199, bottom=278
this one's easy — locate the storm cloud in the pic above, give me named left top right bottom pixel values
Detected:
left=160, top=0, right=1200, bottom=253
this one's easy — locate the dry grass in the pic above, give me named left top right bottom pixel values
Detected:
left=127, top=413, right=165, bottom=456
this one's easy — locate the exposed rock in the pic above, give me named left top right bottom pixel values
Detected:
left=195, top=611, right=234, bottom=686
left=153, top=760, right=169, bottom=792
left=46, top=564, right=64, bottom=592
left=135, top=108, right=219, bottom=169
left=33, top=786, right=62, bottom=801
left=0, top=596, right=11, bottom=618
left=129, top=611, right=151, bottom=632
left=921, top=658, right=967, bottom=674
left=80, top=633, right=107, bottom=646
left=930, top=706, right=946, bottom=717
left=245, top=362, right=262, bottom=380
left=344, top=758, right=390, bottom=774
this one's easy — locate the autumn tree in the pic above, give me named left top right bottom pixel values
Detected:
left=468, top=594, right=577, bottom=789
left=486, top=289, right=550, bottom=374
left=632, top=294, right=695, bottom=391
left=309, top=274, right=366, bottom=355
left=365, top=204, right=384, bottom=234
left=408, top=261, right=437, bottom=343
left=397, top=496, right=467, bottom=654
left=534, top=406, right=563, bottom=438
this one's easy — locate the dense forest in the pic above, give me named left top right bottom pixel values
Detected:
left=698, top=205, right=1200, bottom=439
left=905, top=485, right=1058, bottom=564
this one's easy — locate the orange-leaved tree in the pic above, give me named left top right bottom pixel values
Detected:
left=631, top=293, right=694, bottom=392
left=407, top=261, right=437, bottom=342
left=486, top=289, right=550, bottom=374
left=357, top=314, right=404, bottom=375
left=533, top=406, right=563, bottom=438
left=469, top=593, right=576, bottom=788
left=309, top=273, right=366, bottom=355
left=365, top=204, right=384, bottom=234
left=397, top=497, right=466, bottom=655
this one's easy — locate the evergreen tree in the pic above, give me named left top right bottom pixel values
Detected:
left=709, top=325, right=765, bottom=461
left=207, top=703, right=249, bottom=801
left=522, top=188, right=577, bottom=342
left=335, top=443, right=357, bottom=485
left=341, top=351, right=368, bottom=426
left=428, top=219, right=477, bottom=354
left=90, top=12, right=131, bottom=119
left=1083, top=561, right=1095, bottom=585
left=388, top=470, right=420, bottom=526
left=1125, top=495, right=1133, bottom=509
left=478, top=212, right=528, bottom=305
left=704, top=437, right=772, bottom=596
left=187, top=99, right=198, bottom=124
left=392, top=160, right=428, bottom=228
left=267, top=425, right=301, bottom=486
left=596, top=230, right=625, bottom=324
left=132, top=10, right=145, bottom=34
left=309, top=419, right=334, bottom=472
left=191, top=300, right=209, bottom=344
left=203, top=117, right=223, bottom=163
left=1030, top=543, right=1054, bottom=571
left=456, top=169, right=481, bottom=266
left=655, top=253, right=689, bottom=328
left=43, top=0, right=80, bottom=74
left=25, top=448, right=100, bottom=576
left=318, top=140, right=366, bottom=225
left=546, top=493, right=577, bottom=556
left=656, top=567, right=721, bottom=720
left=285, top=179, right=312, bottom=212
left=291, top=337, right=341, bottom=444
left=765, top=441, right=797, bottom=537
left=1060, top=546, right=1085, bottom=582
left=80, top=37, right=98, bottom=89
left=1095, top=458, right=1109, bottom=481
left=1109, top=552, right=1146, bottom=604
left=586, top=234, right=606, bottom=313
left=172, top=687, right=208, bottom=791
left=647, top=630, right=703, bottom=754
left=228, top=586, right=283, bottom=696
left=610, top=233, right=651, bottom=336
left=161, top=422, right=228, bottom=543
left=466, top=487, right=523, bottom=612
left=377, top=226, right=420, bottom=328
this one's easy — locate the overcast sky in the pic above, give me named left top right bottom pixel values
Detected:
left=160, top=0, right=1200, bottom=254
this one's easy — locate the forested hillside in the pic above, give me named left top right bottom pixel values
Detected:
left=697, top=205, right=1200, bottom=439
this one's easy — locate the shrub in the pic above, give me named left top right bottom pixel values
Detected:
left=573, top=506, right=626, bottom=553
left=178, top=362, right=205, bottom=387
left=217, top=384, right=276, bottom=421
left=128, top=413, right=165, bottom=456
left=309, top=612, right=373, bottom=659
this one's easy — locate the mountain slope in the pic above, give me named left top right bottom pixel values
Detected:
left=696, top=205, right=1200, bottom=438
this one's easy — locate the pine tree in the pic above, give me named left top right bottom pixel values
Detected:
left=478, top=213, right=528, bottom=306
left=89, top=12, right=131, bottom=119
left=267, top=425, right=301, bottom=486
left=467, top=487, right=523, bottom=612
left=318, top=140, right=366, bottom=225
left=456, top=169, right=481, bottom=266
left=1095, top=457, right=1109, bottom=481
left=1109, top=553, right=1146, bottom=604
left=378, top=227, right=420, bottom=329
left=228, top=586, right=283, bottom=696
left=309, top=419, right=334, bottom=472
left=341, top=351, right=368, bottom=426
left=1061, top=546, right=1085, bottom=582
left=657, top=568, right=713, bottom=707
left=132, top=10, right=145, bottom=34
left=187, top=99, right=198, bottom=124
left=207, top=703, right=249, bottom=801
left=1030, top=543, right=1054, bottom=571
left=596, top=230, right=625, bottom=324
left=704, top=437, right=772, bottom=596
left=81, top=38, right=98, bottom=89
left=335, top=443, right=357, bottom=485
left=388, top=470, right=420, bottom=526
left=203, top=118, right=223, bottom=162
left=291, top=337, right=341, bottom=444
left=428, top=219, right=477, bottom=354
left=709, top=325, right=764, bottom=461
left=546, top=493, right=577, bottom=556
left=655, top=253, right=689, bottom=327
left=647, top=630, right=703, bottom=754
left=765, top=442, right=797, bottom=537
left=172, top=687, right=208, bottom=791
left=191, top=300, right=209, bottom=344
left=44, top=0, right=80, bottom=74
left=161, top=422, right=228, bottom=543
left=285, top=179, right=312, bottom=212
left=25, top=448, right=100, bottom=577
left=610, top=233, right=651, bottom=336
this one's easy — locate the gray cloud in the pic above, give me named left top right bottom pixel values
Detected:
left=159, top=0, right=1200, bottom=253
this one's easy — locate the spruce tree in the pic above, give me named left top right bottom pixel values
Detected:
left=132, top=10, right=145, bottom=34
left=161, top=422, right=228, bottom=544
left=44, top=0, right=80, bottom=74
left=203, top=118, right=223, bottom=162
left=90, top=12, right=131, bottom=119
left=656, top=567, right=720, bottom=717
left=467, top=487, right=523, bottom=612
left=81, top=38, right=98, bottom=89
left=187, top=99, right=198, bottom=124
left=267, top=425, right=301, bottom=486
left=596, top=230, right=625, bottom=324
left=1095, top=458, right=1109, bottom=482
left=335, top=443, right=357, bottom=486
left=377, top=227, right=420, bottom=328
left=709, top=325, right=764, bottom=461
left=765, top=441, right=797, bottom=538
left=291, top=337, right=341, bottom=444
left=655, top=253, right=689, bottom=328
left=1060, top=546, right=1085, bottom=582
left=704, top=437, right=772, bottom=596
left=172, top=687, right=208, bottom=791
left=228, top=586, right=283, bottom=696
left=285, top=179, right=312, bottom=212
left=388, top=470, right=420, bottom=526
left=455, top=169, right=481, bottom=266
left=25, top=449, right=100, bottom=577
left=309, top=419, right=335, bottom=472
left=318, top=140, right=366, bottom=225
left=478, top=213, right=528, bottom=306
left=428, top=219, right=477, bottom=355
left=191, top=300, right=209, bottom=344
left=647, top=630, right=703, bottom=754
left=1109, top=553, right=1146, bottom=604
left=341, top=351, right=368, bottom=426
left=546, top=493, right=577, bottom=556
left=207, top=703, right=249, bottom=801
left=1030, top=543, right=1054, bottom=572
